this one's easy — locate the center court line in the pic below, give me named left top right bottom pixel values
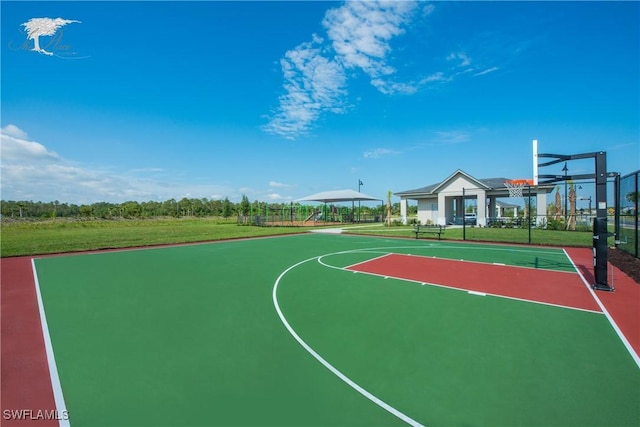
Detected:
left=273, top=254, right=425, bottom=427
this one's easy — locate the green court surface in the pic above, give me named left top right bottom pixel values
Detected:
left=34, top=234, right=639, bottom=426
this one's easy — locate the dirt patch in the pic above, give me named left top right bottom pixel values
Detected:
left=608, top=247, right=640, bottom=284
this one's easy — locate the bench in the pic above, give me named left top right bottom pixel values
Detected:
left=413, top=224, right=445, bottom=240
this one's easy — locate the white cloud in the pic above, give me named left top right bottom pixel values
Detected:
left=265, top=1, right=420, bottom=139
left=474, top=66, right=499, bottom=77
left=419, top=72, right=450, bottom=85
left=2, top=124, right=29, bottom=139
left=266, top=193, right=288, bottom=201
left=269, top=181, right=294, bottom=189
left=0, top=125, right=240, bottom=204
left=263, top=35, right=347, bottom=139
left=371, top=78, right=419, bottom=95
left=1, top=125, right=61, bottom=161
left=323, top=0, right=417, bottom=93
left=0, top=159, right=144, bottom=203
left=363, top=147, right=400, bottom=159
left=433, top=130, right=470, bottom=145
left=447, top=51, right=471, bottom=67
left=265, top=1, right=503, bottom=139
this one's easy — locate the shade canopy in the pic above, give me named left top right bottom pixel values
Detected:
left=297, top=189, right=382, bottom=203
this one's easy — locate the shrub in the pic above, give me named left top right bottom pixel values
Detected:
left=546, top=218, right=565, bottom=231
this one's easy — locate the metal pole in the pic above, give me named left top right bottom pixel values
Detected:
left=614, top=174, right=620, bottom=247
left=562, top=162, right=568, bottom=221
left=593, top=151, right=612, bottom=291
left=358, top=179, right=363, bottom=222
left=528, top=184, right=532, bottom=244
left=462, top=187, right=466, bottom=240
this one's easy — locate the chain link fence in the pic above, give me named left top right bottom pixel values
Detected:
left=618, top=170, right=639, bottom=258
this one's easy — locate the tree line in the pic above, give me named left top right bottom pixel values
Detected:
left=0, top=196, right=411, bottom=220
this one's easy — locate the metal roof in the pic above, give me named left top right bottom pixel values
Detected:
left=394, top=170, right=548, bottom=197
left=296, top=189, right=382, bottom=203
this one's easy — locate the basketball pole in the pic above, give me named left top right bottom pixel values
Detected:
left=536, top=142, right=615, bottom=291
left=527, top=183, right=532, bottom=244
left=532, top=139, right=539, bottom=186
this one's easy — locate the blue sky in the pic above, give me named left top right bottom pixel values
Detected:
left=1, top=1, right=638, bottom=207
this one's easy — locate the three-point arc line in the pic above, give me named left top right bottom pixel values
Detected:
left=273, top=253, right=425, bottom=427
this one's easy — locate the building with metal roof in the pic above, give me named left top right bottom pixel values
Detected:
left=395, top=170, right=553, bottom=226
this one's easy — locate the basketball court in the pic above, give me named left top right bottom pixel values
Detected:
left=2, top=234, right=639, bottom=426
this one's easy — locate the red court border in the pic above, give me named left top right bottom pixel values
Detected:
left=1, top=246, right=638, bottom=422
left=1, top=257, right=57, bottom=426
left=564, top=247, right=640, bottom=356
left=0, top=234, right=302, bottom=425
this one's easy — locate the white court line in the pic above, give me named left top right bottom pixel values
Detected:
left=342, top=264, right=602, bottom=315
left=315, top=248, right=599, bottom=314
left=32, top=259, right=71, bottom=427
left=273, top=255, right=424, bottom=427
left=396, top=252, right=577, bottom=275
left=342, top=252, right=393, bottom=270
left=562, top=249, right=640, bottom=369
left=468, top=291, right=487, bottom=296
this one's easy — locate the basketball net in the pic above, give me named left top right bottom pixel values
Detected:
left=505, top=179, right=533, bottom=198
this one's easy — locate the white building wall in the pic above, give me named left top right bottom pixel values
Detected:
left=407, top=172, right=552, bottom=228
left=417, top=198, right=438, bottom=225
left=536, top=192, right=547, bottom=225
left=400, top=198, right=407, bottom=224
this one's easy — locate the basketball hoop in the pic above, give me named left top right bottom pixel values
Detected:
left=505, top=179, right=534, bottom=198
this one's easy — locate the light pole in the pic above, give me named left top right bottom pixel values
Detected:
left=577, top=185, right=592, bottom=216
left=357, top=179, right=363, bottom=222
left=562, top=162, right=568, bottom=221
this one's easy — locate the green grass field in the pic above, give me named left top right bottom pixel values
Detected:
left=34, top=234, right=639, bottom=426
left=0, top=218, right=313, bottom=257
left=344, top=223, right=595, bottom=246
left=0, top=217, right=599, bottom=258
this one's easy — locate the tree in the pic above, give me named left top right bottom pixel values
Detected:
left=626, top=191, right=639, bottom=205
left=121, top=201, right=141, bottom=218
left=566, top=183, right=577, bottom=231
left=209, top=199, right=222, bottom=216
left=178, top=198, right=192, bottom=216
left=554, top=186, right=562, bottom=221
left=386, top=191, right=392, bottom=226
left=239, top=195, right=250, bottom=216
left=163, top=199, right=178, bottom=217
left=90, top=202, right=115, bottom=218
left=79, top=205, right=93, bottom=217
left=222, top=197, right=233, bottom=218
left=190, top=198, right=204, bottom=217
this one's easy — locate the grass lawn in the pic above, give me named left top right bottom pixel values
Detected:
left=0, top=217, right=312, bottom=257
left=1, top=217, right=607, bottom=257
left=343, top=223, right=596, bottom=247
